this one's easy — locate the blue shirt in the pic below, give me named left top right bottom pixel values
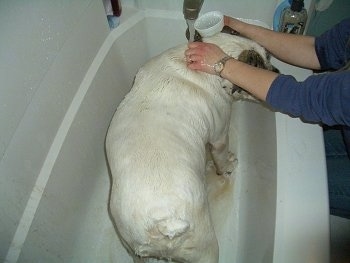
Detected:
left=266, top=18, right=350, bottom=126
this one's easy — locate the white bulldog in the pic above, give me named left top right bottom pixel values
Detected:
left=106, top=33, right=274, bottom=263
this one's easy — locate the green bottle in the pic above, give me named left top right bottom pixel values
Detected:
left=279, top=0, right=308, bottom=34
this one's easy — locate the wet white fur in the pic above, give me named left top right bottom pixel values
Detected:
left=106, top=33, right=269, bottom=263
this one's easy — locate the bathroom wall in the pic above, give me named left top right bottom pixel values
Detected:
left=122, top=0, right=315, bottom=28
left=307, top=0, right=350, bottom=36
left=0, top=0, right=109, bottom=259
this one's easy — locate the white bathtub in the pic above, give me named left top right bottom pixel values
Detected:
left=5, top=9, right=330, bottom=263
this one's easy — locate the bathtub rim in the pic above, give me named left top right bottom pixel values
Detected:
left=5, top=8, right=330, bottom=263
left=273, top=112, right=330, bottom=262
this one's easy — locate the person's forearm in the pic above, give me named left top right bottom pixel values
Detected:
left=220, top=58, right=279, bottom=101
left=226, top=17, right=321, bottom=70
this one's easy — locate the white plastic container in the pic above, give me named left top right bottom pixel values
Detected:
left=194, top=11, right=224, bottom=37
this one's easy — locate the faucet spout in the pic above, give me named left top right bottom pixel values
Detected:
left=183, top=0, right=204, bottom=20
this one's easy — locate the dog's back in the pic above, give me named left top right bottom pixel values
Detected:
left=106, top=33, right=272, bottom=262
left=106, top=42, right=231, bottom=262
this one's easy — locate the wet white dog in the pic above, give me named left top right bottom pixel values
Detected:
left=106, top=33, right=274, bottom=263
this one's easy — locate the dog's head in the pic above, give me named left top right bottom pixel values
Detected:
left=202, top=32, right=279, bottom=100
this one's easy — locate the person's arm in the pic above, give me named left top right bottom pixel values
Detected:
left=220, top=58, right=278, bottom=100
left=225, top=17, right=321, bottom=70
left=267, top=71, right=350, bottom=126
left=185, top=42, right=350, bottom=126
left=314, top=18, right=350, bottom=70
left=185, top=42, right=278, bottom=100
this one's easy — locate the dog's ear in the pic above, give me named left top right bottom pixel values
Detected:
left=230, top=49, right=280, bottom=101
left=238, top=49, right=266, bottom=69
left=238, top=49, right=280, bottom=73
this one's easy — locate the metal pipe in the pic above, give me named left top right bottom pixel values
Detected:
left=183, top=0, right=204, bottom=20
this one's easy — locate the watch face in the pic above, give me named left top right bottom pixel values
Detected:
left=214, top=62, right=224, bottom=74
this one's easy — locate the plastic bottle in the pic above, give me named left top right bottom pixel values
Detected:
left=103, top=0, right=122, bottom=29
left=279, top=0, right=308, bottom=34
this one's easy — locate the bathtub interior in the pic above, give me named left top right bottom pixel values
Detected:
left=16, top=14, right=276, bottom=262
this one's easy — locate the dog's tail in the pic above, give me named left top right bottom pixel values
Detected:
left=134, top=218, right=189, bottom=257
left=155, top=218, right=190, bottom=239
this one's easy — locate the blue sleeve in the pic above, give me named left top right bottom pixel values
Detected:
left=315, top=18, right=350, bottom=70
left=266, top=72, right=350, bottom=126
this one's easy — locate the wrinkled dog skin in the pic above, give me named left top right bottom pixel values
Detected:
left=106, top=33, right=274, bottom=263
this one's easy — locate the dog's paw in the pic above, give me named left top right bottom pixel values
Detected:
left=223, top=152, right=237, bottom=177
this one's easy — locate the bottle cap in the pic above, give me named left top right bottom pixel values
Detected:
left=291, top=0, right=304, bottom=12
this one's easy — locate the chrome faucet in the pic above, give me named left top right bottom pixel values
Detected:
left=183, top=0, right=204, bottom=20
left=183, top=0, right=204, bottom=41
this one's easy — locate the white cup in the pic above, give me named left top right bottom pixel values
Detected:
left=194, top=11, right=224, bottom=37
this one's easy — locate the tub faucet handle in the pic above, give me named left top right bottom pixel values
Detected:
left=183, top=0, right=204, bottom=20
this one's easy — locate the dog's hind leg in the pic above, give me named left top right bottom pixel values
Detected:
left=209, top=133, right=236, bottom=176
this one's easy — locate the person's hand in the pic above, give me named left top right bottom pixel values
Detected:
left=185, top=42, right=228, bottom=75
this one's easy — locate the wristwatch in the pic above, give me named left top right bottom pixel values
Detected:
left=213, top=56, right=233, bottom=77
